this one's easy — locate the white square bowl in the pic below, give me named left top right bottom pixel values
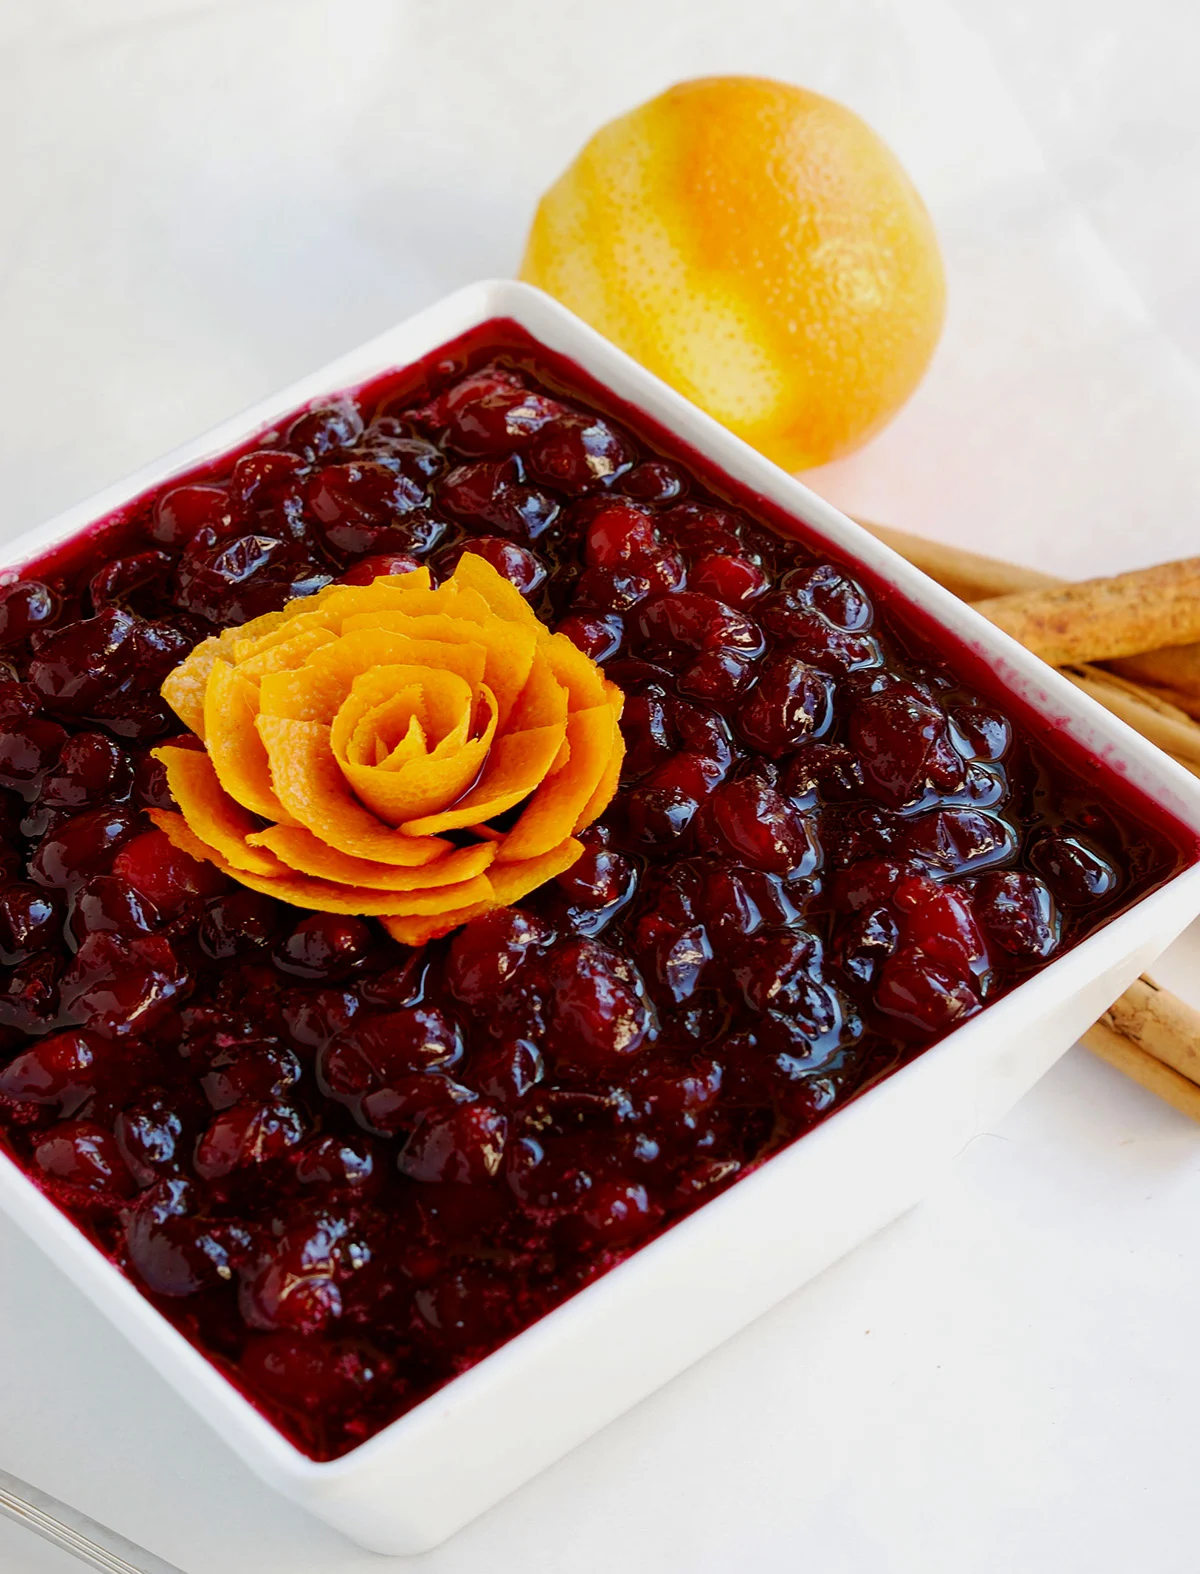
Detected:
left=2, top=279, right=1200, bottom=1555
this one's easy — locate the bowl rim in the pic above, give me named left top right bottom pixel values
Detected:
left=4, top=276, right=1200, bottom=1487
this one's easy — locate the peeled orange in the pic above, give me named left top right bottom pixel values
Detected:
left=520, top=76, right=946, bottom=470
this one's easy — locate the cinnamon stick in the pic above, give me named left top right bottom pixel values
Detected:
left=858, top=521, right=1200, bottom=713
left=975, top=559, right=1200, bottom=668
left=1081, top=1019, right=1200, bottom=1123
left=1103, top=977, right=1200, bottom=1085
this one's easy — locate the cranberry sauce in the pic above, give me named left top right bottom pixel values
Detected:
left=0, top=323, right=1191, bottom=1460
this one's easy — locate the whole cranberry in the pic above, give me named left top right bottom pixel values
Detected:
left=552, top=842, right=637, bottom=935
left=115, top=1092, right=188, bottom=1187
left=0, top=580, right=60, bottom=645
left=194, top=1100, right=307, bottom=1180
left=337, top=551, right=423, bottom=586
left=125, top=1175, right=251, bottom=1296
left=835, top=905, right=899, bottom=987
left=689, top=553, right=769, bottom=604
left=30, top=804, right=139, bottom=889
left=547, top=939, right=654, bottom=1068
left=412, top=1265, right=519, bottom=1352
left=893, top=873, right=987, bottom=979
left=174, top=530, right=331, bottom=626
left=739, top=657, right=834, bottom=756
left=660, top=503, right=745, bottom=556
left=292, top=1133, right=380, bottom=1195
left=733, top=928, right=823, bottom=1013
left=557, top=613, right=623, bottom=661
left=778, top=564, right=873, bottom=630
left=437, top=537, right=546, bottom=598
left=572, top=566, right=653, bottom=613
left=28, top=609, right=141, bottom=714
left=470, top=1038, right=544, bottom=1105
left=973, top=871, right=1060, bottom=957
left=624, top=752, right=717, bottom=845
left=65, top=874, right=158, bottom=951
left=35, top=1120, right=134, bottom=1196
left=89, top=552, right=173, bottom=615
left=565, top=1179, right=660, bottom=1251
left=199, top=889, right=281, bottom=958
left=326, top=1007, right=464, bottom=1094
left=60, top=930, right=190, bottom=1038
left=282, top=987, right=360, bottom=1049
left=0, top=883, right=61, bottom=964
left=848, top=680, right=964, bottom=807
left=112, top=827, right=226, bottom=915
left=307, top=461, right=431, bottom=553
left=709, top=777, right=814, bottom=875
left=876, top=950, right=980, bottom=1033
left=583, top=500, right=682, bottom=584
left=0, top=949, right=61, bottom=1033
left=436, top=456, right=560, bottom=540
left=398, top=1100, right=508, bottom=1184
left=637, top=918, right=712, bottom=1004
left=239, top=1210, right=369, bottom=1333
left=0, top=717, right=68, bottom=794
left=38, top=732, right=132, bottom=817
left=1030, top=830, right=1119, bottom=906
left=418, top=366, right=562, bottom=456
left=445, top=909, right=554, bottom=1009
left=240, top=1332, right=391, bottom=1415
left=0, top=1030, right=106, bottom=1115
left=286, top=401, right=364, bottom=461
left=273, top=914, right=372, bottom=980
left=618, top=459, right=686, bottom=504
left=200, top=1041, right=302, bottom=1111
left=525, top=411, right=635, bottom=491
left=229, top=449, right=309, bottom=512
left=150, top=484, right=233, bottom=547
left=358, top=949, right=429, bottom=1009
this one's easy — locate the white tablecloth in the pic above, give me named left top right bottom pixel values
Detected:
left=2, top=2, right=1199, bottom=1569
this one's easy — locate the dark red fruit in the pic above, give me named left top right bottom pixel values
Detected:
left=115, top=1092, right=188, bottom=1187
left=525, top=411, right=634, bottom=492
left=548, top=939, right=654, bottom=1067
left=337, top=551, right=423, bottom=585
left=126, top=1176, right=251, bottom=1296
left=849, top=681, right=964, bottom=807
left=286, top=401, right=363, bottom=460
left=199, top=889, right=280, bottom=958
left=0, top=1031, right=106, bottom=1115
left=150, top=485, right=233, bottom=547
left=60, top=930, right=189, bottom=1038
left=30, top=805, right=140, bottom=889
left=273, top=914, right=373, bottom=980
left=112, top=828, right=225, bottom=915
left=200, top=1042, right=302, bottom=1110
left=710, top=777, right=814, bottom=874
left=35, top=1120, right=134, bottom=1196
left=972, top=871, right=1059, bottom=957
left=28, top=609, right=141, bottom=713
left=0, top=883, right=60, bottom=965
left=437, top=536, right=546, bottom=597
left=739, top=657, right=833, bottom=756
left=1030, top=830, right=1119, bottom=905
left=239, top=1211, right=369, bottom=1333
left=0, top=718, right=67, bottom=795
left=65, top=874, right=158, bottom=951
left=437, top=456, right=559, bottom=539
left=0, top=580, right=59, bottom=645
left=398, top=1101, right=508, bottom=1184
left=194, top=1100, right=307, bottom=1180
left=446, top=910, right=553, bottom=1010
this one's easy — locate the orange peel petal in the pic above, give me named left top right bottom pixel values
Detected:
left=248, top=824, right=497, bottom=890
left=152, top=745, right=284, bottom=877
left=498, top=702, right=618, bottom=863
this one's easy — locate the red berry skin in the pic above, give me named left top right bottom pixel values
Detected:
left=710, top=777, right=815, bottom=875
left=398, top=1101, right=508, bottom=1185
left=0, top=1031, right=107, bottom=1116
left=60, top=931, right=190, bottom=1039
left=194, top=1101, right=307, bottom=1180
left=35, top=1120, right=134, bottom=1197
left=112, top=828, right=226, bottom=915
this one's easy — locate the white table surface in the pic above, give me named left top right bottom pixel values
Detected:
left=2, top=2, right=1200, bottom=1569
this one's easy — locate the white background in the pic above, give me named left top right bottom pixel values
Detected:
left=2, top=2, right=1200, bottom=1569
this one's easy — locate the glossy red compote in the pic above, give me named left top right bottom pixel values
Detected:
left=0, top=324, right=1191, bottom=1459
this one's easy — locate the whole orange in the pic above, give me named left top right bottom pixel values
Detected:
left=519, top=76, right=946, bottom=471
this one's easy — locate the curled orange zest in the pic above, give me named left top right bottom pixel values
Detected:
left=153, top=555, right=624, bottom=944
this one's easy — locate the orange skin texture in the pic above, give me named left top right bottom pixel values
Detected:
left=520, top=75, right=946, bottom=470
left=153, top=556, right=624, bottom=945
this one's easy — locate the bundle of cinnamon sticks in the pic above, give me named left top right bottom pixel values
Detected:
left=856, top=519, right=1200, bottom=1123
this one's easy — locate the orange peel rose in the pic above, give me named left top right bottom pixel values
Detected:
left=150, top=554, right=625, bottom=945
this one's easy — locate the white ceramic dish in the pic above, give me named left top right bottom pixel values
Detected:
left=2, top=279, right=1200, bottom=1556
